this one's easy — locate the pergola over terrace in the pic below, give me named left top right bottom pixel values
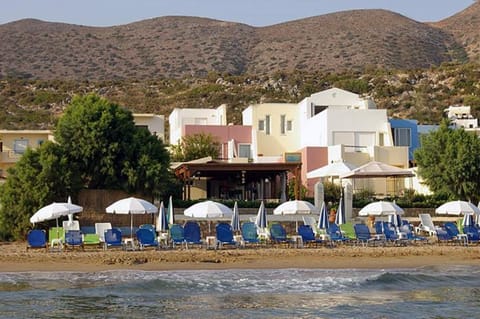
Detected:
left=174, top=160, right=302, bottom=201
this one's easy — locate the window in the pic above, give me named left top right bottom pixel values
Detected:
left=393, top=128, right=411, bottom=147
left=238, top=144, right=251, bottom=158
left=37, top=139, right=45, bottom=146
left=286, top=120, right=293, bottom=131
left=265, top=115, right=270, bottom=135
left=258, top=120, right=265, bottom=131
left=311, top=104, right=328, bottom=116
left=280, top=115, right=286, bottom=135
left=14, top=139, right=28, bottom=155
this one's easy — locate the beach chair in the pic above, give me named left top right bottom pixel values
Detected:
left=65, top=230, right=84, bottom=250
left=241, top=222, right=260, bottom=246
left=444, top=222, right=468, bottom=245
left=170, top=224, right=186, bottom=248
left=83, top=233, right=101, bottom=248
left=104, top=228, right=124, bottom=250
left=399, top=224, right=428, bottom=244
left=136, top=228, right=159, bottom=250
left=462, top=225, right=480, bottom=244
left=354, top=223, right=383, bottom=246
left=49, top=227, right=65, bottom=251
left=26, top=229, right=47, bottom=251
left=269, top=223, right=291, bottom=247
left=139, top=224, right=156, bottom=232
left=62, top=220, right=80, bottom=232
left=297, top=225, right=323, bottom=247
left=415, top=214, right=436, bottom=236
left=215, top=222, right=238, bottom=249
left=184, top=221, right=203, bottom=248
left=376, top=221, right=407, bottom=246
left=95, top=223, right=112, bottom=243
left=302, top=216, right=321, bottom=236
left=327, top=223, right=350, bottom=243
left=339, top=223, right=357, bottom=241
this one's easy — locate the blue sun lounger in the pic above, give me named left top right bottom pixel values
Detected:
left=216, top=222, right=238, bottom=249
left=26, top=229, right=47, bottom=251
left=136, top=228, right=159, bottom=250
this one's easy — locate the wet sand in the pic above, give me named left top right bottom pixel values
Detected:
left=1, top=241, right=480, bottom=272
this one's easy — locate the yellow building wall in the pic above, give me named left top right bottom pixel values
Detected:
left=249, top=103, right=300, bottom=157
left=0, top=130, right=53, bottom=176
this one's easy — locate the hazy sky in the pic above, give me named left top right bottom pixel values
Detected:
left=1, top=0, right=475, bottom=27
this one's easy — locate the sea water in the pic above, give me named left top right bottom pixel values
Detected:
left=1, top=265, right=480, bottom=319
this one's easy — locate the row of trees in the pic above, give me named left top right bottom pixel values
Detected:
left=0, top=94, right=184, bottom=239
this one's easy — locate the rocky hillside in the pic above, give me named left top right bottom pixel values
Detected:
left=0, top=8, right=469, bottom=80
left=433, top=0, right=480, bottom=63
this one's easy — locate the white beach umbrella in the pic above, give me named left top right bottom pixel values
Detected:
left=156, top=201, right=169, bottom=232
left=318, top=201, right=329, bottom=230
left=462, top=213, right=474, bottom=227
left=307, top=161, right=357, bottom=179
left=435, top=200, right=480, bottom=216
left=184, top=200, right=233, bottom=218
left=335, top=194, right=346, bottom=225
left=30, top=202, right=83, bottom=225
left=106, top=197, right=158, bottom=238
left=167, top=195, right=175, bottom=225
left=231, top=201, right=241, bottom=232
left=358, top=201, right=405, bottom=217
left=255, top=201, right=267, bottom=229
left=273, top=200, right=320, bottom=215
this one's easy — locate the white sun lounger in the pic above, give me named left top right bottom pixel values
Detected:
left=415, top=214, right=436, bottom=236
left=95, top=222, right=112, bottom=243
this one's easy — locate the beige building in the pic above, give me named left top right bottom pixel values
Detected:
left=242, top=103, right=299, bottom=160
left=0, top=130, right=54, bottom=177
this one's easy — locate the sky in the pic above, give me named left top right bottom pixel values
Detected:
left=0, top=0, right=475, bottom=27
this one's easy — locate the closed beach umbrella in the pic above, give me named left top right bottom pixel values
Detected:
left=231, top=201, right=240, bottom=232
left=388, top=213, right=402, bottom=228
left=255, top=201, right=267, bottom=229
left=462, top=213, right=474, bottom=227
left=335, top=194, right=346, bottom=225
left=156, top=201, right=169, bottom=232
left=106, top=197, right=158, bottom=238
left=168, top=195, right=175, bottom=225
left=318, top=201, right=329, bottom=230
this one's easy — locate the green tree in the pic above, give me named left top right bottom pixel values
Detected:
left=171, top=133, right=221, bottom=162
left=123, top=127, right=172, bottom=197
left=55, top=94, right=137, bottom=189
left=414, top=120, right=480, bottom=201
left=0, top=142, right=79, bottom=239
left=0, top=94, right=173, bottom=239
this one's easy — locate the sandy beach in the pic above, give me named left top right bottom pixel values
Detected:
left=2, top=241, right=480, bottom=272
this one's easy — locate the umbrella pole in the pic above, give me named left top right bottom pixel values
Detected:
left=131, top=214, right=133, bottom=240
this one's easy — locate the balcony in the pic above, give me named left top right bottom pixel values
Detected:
left=0, top=150, right=23, bottom=163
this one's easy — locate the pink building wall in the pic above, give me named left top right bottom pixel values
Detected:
left=184, top=125, right=252, bottom=158
left=299, top=146, right=329, bottom=197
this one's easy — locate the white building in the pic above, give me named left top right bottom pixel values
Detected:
left=169, top=104, right=227, bottom=145
left=133, top=113, right=165, bottom=141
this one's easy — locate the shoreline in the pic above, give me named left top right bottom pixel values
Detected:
left=2, top=242, right=480, bottom=272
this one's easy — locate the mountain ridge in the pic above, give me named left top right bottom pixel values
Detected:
left=1, top=4, right=478, bottom=80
